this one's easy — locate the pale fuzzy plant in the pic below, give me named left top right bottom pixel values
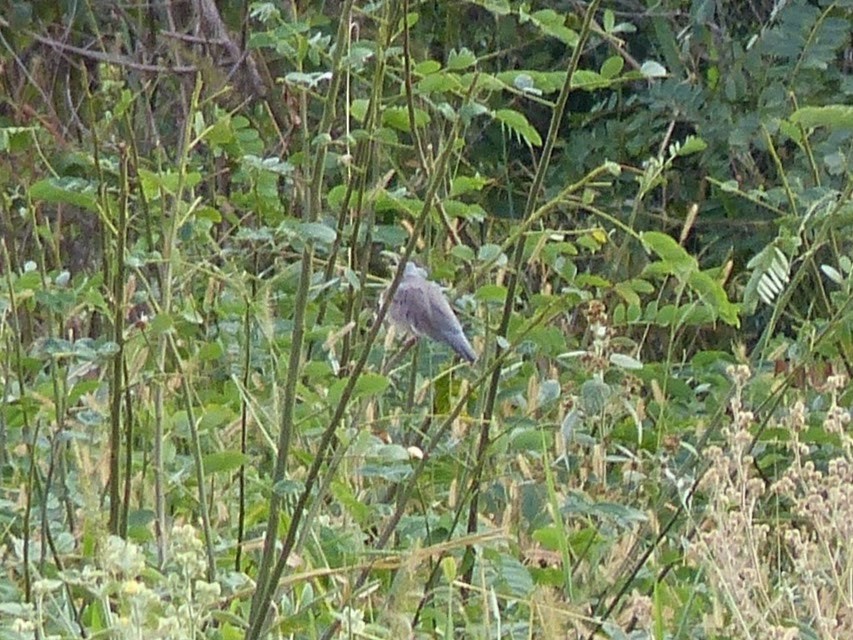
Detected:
left=688, top=366, right=853, bottom=639
left=5, top=524, right=223, bottom=639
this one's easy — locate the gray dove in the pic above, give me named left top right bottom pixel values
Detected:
left=386, top=262, right=477, bottom=363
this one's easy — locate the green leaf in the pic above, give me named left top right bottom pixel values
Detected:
left=790, top=105, right=853, bottom=131
left=450, top=174, right=490, bottom=197
left=203, top=451, right=250, bottom=474
left=417, top=72, right=462, bottom=94
left=29, top=178, right=99, bottom=212
left=478, top=243, right=508, bottom=266
left=475, top=284, right=508, bottom=303
left=493, top=109, right=542, bottom=147
left=442, top=199, right=487, bottom=221
left=350, top=99, right=369, bottom=122
left=641, top=231, right=696, bottom=273
left=675, top=135, right=708, bottom=156
left=382, top=106, right=431, bottom=132
left=614, top=281, right=640, bottom=307
left=414, top=60, right=441, bottom=75
left=354, top=373, right=390, bottom=398
left=610, top=353, right=643, bottom=370
left=640, top=60, right=668, bottom=78
left=600, top=55, right=624, bottom=79
left=468, top=0, right=511, bottom=15
left=580, top=379, right=611, bottom=413
left=285, top=71, right=332, bottom=88
left=447, top=47, right=477, bottom=70
left=298, top=222, right=337, bottom=245
left=687, top=270, right=740, bottom=327
left=571, top=69, right=609, bottom=90
left=525, top=9, right=579, bottom=47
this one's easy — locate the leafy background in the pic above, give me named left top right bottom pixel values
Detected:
left=1, top=0, right=852, bottom=638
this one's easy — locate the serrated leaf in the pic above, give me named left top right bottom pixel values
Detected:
left=447, top=47, right=477, bottom=70
left=493, top=109, right=542, bottom=147
left=675, top=135, right=707, bottom=156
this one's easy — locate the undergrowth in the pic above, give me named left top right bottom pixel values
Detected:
left=1, top=0, right=852, bottom=638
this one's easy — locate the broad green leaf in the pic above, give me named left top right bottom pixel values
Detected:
left=417, top=72, right=462, bottom=94
left=791, top=105, right=853, bottom=131
left=488, top=551, right=535, bottom=597
left=298, top=222, right=337, bottom=245
left=675, top=135, right=708, bottom=156
left=414, top=60, right=441, bottom=75
left=354, top=373, right=390, bottom=398
left=442, top=199, right=487, bottom=221
left=0, top=126, right=36, bottom=153
left=475, top=284, right=508, bottom=303
left=600, top=55, right=624, bottom=79
left=350, top=98, right=369, bottom=122
left=29, top=178, right=99, bottom=212
left=478, top=243, right=508, bottom=265
left=203, top=451, right=250, bottom=474
left=614, top=281, right=641, bottom=307
left=571, top=69, right=609, bottom=90
left=451, top=174, right=490, bottom=197
left=383, top=106, right=430, bottom=131
left=538, top=379, right=561, bottom=405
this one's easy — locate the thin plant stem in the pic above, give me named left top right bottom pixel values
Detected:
left=462, top=0, right=603, bottom=584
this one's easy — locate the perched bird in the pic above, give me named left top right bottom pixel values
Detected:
left=386, top=262, right=477, bottom=363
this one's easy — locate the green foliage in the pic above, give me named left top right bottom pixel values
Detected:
left=1, top=0, right=852, bottom=638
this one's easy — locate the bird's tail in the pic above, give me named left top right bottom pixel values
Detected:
left=446, top=332, right=477, bottom=363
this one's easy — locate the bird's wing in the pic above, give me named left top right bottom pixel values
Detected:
left=388, top=278, right=431, bottom=334
left=389, top=275, right=478, bottom=362
left=414, top=281, right=464, bottom=342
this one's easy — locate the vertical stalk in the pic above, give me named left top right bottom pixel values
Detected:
left=109, top=143, right=129, bottom=534
left=250, top=0, right=357, bottom=623
left=2, top=241, right=34, bottom=600
left=461, top=0, right=602, bottom=584
left=247, top=102, right=465, bottom=640
left=152, top=74, right=205, bottom=566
